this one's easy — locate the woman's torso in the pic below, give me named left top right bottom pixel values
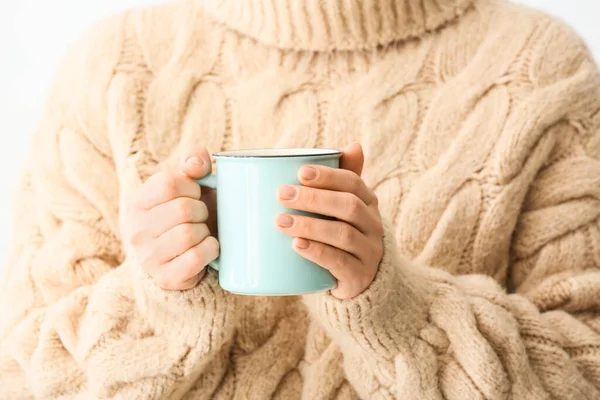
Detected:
left=101, top=0, right=586, bottom=396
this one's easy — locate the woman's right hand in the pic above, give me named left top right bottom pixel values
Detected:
left=122, top=147, right=219, bottom=290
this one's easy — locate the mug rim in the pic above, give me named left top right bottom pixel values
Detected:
left=213, top=148, right=342, bottom=158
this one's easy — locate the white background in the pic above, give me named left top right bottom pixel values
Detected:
left=0, top=1, right=598, bottom=265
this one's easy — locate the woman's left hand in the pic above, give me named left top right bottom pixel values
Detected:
left=276, top=144, right=384, bottom=299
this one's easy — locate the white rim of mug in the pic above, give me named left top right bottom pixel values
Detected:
left=213, top=148, right=342, bottom=158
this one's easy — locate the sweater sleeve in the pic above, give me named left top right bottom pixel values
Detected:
left=304, top=22, right=600, bottom=400
left=0, top=14, right=234, bottom=399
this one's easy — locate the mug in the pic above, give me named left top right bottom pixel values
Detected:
left=197, top=148, right=341, bottom=296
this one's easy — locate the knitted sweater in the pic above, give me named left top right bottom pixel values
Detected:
left=2, top=0, right=600, bottom=398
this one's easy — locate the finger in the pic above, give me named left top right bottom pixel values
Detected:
left=278, top=185, right=376, bottom=234
left=340, top=143, right=364, bottom=176
left=275, top=214, right=370, bottom=260
left=155, top=236, right=220, bottom=291
left=292, top=238, right=371, bottom=300
left=180, top=147, right=212, bottom=180
left=136, top=172, right=201, bottom=209
left=297, top=165, right=377, bottom=205
left=146, top=223, right=211, bottom=266
left=132, top=198, right=208, bottom=241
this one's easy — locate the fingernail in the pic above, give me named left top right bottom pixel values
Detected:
left=186, top=157, right=205, bottom=165
left=276, top=214, right=294, bottom=228
left=295, top=238, right=310, bottom=249
left=278, top=186, right=297, bottom=201
left=300, top=166, right=318, bottom=180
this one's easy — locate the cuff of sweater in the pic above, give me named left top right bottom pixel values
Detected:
left=129, top=260, right=232, bottom=339
left=303, top=223, right=431, bottom=359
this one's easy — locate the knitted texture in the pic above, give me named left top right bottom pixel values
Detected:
left=2, top=0, right=600, bottom=398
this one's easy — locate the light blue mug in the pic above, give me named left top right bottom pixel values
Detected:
left=197, top=148, right=342, bottom=296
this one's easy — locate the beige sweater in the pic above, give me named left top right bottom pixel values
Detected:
left=2, top=0, right=600, bottom=398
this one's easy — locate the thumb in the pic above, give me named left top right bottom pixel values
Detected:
left=340, top=143, right=364, bottom=176
left=179, top=147, right=212, bottom=180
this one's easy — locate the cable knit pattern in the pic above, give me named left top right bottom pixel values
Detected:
left=2, top=0, right=600, bottom=398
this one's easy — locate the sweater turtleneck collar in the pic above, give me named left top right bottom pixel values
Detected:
left=198, top=0, right=474, bottom=51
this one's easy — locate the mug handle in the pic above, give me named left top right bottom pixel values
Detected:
left=196, top=173, right=220, bottom=271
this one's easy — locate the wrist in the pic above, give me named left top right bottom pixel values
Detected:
left=129, top=258, right=233, bottom=340
left=303, top=223, right=431, bottom=353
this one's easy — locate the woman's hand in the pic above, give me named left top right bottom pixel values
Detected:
left=276, top=143, right=384, bottom=299
left=121, top=147, right=219, bottom=290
